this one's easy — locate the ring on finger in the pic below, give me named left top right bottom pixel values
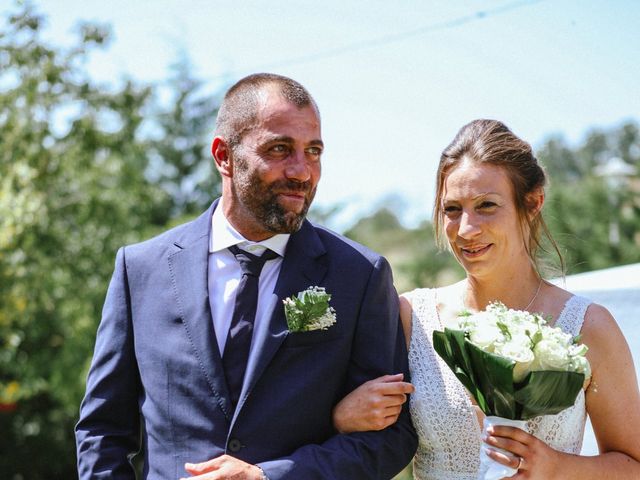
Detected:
left=517, top=457, right=525, bottom=470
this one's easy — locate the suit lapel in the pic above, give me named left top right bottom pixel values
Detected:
left=168, top=200, right=234, bottom=421
left=235, top=221, right=327, bottom=417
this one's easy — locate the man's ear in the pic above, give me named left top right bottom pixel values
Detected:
left=212, top=137, right=232, bottom=178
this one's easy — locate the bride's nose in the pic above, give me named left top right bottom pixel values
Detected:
left=458, top=211, right=481, bottom=238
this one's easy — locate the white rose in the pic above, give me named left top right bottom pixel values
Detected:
left=570, top=355, right=591, bottom=379
left=494, top=335, right=535, bottom=382
left=567, top=343, right=591, bottom=378
left=569, top=343, right=588, bottom=357
left=544, top=326, right=572, bottom=344
left=469, top=321, right=502, bottom=352
left=531, top=338, right=571, bottom=371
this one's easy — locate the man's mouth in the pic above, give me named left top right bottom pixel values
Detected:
left=277, top=191, right=307, bottom=209
left=279, top=190, right=306, bottom=197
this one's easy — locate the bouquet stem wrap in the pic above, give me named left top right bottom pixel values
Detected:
left=478, top=416, right=527, bottom=480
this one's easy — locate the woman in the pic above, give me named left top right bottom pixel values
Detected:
left=332, top=119, right=640, bottom=479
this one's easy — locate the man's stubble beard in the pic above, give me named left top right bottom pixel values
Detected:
left=232, top=155, right=316, bottom=234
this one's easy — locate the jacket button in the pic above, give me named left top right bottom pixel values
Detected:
left=228, top=438, right=242, bottom=453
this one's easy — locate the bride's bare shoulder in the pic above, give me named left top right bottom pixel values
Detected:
left=537, top=282, right=579, bottom=323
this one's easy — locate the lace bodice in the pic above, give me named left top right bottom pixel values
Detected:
left=407, top=289, right=590, bottom=480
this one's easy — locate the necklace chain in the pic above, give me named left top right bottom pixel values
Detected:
left=463, top=278, right=544, bottom=311
left=524, top=278, right=544, bottom=311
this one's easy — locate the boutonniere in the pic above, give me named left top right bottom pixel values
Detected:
left=283, top=286, right=337, bottom=332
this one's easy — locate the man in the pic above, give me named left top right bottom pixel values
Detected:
left=76, top=73, right=417, bottom=479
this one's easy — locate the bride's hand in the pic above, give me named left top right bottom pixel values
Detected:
left=332, top=374, right=415, bottom=434
left=483, top=424, right=562, bottom=479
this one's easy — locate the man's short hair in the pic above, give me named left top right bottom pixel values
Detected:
left=214, top=73, right=319, bottom=148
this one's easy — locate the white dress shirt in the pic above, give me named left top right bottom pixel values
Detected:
left=208, top=201, right=290, bottom=356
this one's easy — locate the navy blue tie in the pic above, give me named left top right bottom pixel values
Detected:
left=224, top=245, right=278, bottom=408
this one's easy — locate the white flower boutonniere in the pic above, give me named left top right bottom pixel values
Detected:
left=283, top=286, right=336, bottom=332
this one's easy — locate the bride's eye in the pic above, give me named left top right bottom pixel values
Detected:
left=478, top=201, right=497, bottom=210
left=443, top=205, right=461, bottom=217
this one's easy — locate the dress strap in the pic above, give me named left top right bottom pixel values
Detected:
left=405, top=288, right=439, bottom=356
left=411, top=288, right=439, bottom=328
left=555, top=295, right=591, bottom=336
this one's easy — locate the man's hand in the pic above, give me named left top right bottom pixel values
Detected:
left=182, top=455, right=264, bottom=480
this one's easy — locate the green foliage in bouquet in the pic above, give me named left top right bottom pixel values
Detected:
left=433, top=328, right=585, bottom=420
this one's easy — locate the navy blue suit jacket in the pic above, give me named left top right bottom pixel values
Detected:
left=76, top=200, right=417, bottom=479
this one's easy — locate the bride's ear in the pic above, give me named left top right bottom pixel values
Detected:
left=526, top=187, right=545, bottom=219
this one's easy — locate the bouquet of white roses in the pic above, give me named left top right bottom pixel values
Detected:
left=432, top=302, right=590, bottom=479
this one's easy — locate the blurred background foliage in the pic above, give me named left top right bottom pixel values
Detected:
left=1, top=4, right=639, bottom=479
left=0, top=5, right=220, bottom=477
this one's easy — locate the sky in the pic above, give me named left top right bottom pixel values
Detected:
left=9, top=0, right=640, bottom=229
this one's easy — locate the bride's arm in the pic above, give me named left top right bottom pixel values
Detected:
left=332, top=295, right=415, bottom=433
left=399, top=294, right=413, bottom=349
left=484, top=303, right=640, bottom=479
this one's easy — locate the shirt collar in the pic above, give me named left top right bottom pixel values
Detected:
left=210, top=199, right=290, bottom=257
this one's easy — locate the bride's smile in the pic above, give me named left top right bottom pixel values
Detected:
left=459, top=243, right=492, bottom=257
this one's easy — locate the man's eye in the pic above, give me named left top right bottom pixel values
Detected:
left=270, top=145, right=288, bottom=154
left=306, top=147, right=322, bottom=157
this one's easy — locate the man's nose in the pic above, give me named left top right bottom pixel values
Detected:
left=284, top=150, right=311, bottom=182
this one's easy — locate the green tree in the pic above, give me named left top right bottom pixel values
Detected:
left=0, top=6, right=167, bottom=477
left=539, top=122, right=640, bottom=274
left=536, top=135, right=584, bottom=181
left=149, top=54, right=222, bottom=219
left=344, top=205, right=462, bottom=292
left=0, top=4, right=222, bottom=477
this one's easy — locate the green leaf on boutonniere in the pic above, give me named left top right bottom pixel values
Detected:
left=283, top=286, right=336, bottom=332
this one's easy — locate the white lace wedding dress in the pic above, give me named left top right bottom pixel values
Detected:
left=406, top=288, right=590, bottom=480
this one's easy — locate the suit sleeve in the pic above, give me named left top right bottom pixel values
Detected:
left=75, top=247, right=141, bottom=480
left=258, top=256, right=418, bottom=479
